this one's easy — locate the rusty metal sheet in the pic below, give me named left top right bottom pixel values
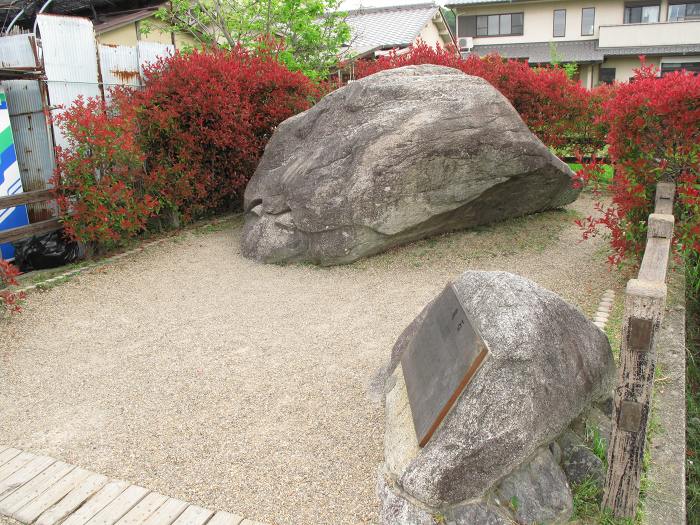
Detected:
left=99, top=44, right=141, bottom=93
left=401, top=283, right=489, bottom=447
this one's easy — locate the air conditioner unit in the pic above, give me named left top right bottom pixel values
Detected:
left=458, top=37, right=474, bottom=51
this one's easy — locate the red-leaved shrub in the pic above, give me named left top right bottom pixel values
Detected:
left=0, top=259, right=24, bottom=314
left=353, top=42, right=598, bottom=151
left=576, top=61, right=700, bottom=291
left=52, top=93, right=160, bottom=250
left=132, top=46, right=316, bottom=221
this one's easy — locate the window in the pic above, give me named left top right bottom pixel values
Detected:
left=661, top=62, right=700, bottom=75
left=474, top=12, right=524, bottom=36
left=668, top=2, right=700, bottom=21
left=624, top=3, right=661, bottom=23
left=581, top=7, right=595, bottom=35
left=553, top=9, right=566, bottom=37
left=599, top=68, right=616, bottom=84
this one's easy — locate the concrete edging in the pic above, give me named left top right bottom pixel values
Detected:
left=643, top=268, right=687, bottom=524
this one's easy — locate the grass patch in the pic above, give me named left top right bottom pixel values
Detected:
left=568, top=162, right=615, bottom=187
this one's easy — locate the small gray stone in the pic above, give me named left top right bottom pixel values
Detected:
left=549, top=441, right=562, bottom=465
left=563, top=446, right=605, bottom=488
left=447, top=501, right=512, bottom=525
left=377, top=471, right=437, bottom=525
left=557, top=430, right=584, bottom=458
left=496, top=447, right=573, bottom=525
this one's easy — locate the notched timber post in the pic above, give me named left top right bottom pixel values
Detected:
left=602, top=183, right=675, bottom=518
left=602, top=278, right=666, bottom=517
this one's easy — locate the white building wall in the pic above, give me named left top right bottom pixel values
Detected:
left=415, top=19, right=446, bottom=48
left=455, top=0, right=672, bottom=45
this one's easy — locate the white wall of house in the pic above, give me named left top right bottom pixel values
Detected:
left=416, top=18, right=445, bottom=47
left=454, top=0, right=680, bottom=44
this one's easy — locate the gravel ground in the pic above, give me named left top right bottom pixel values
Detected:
left=0, top=193, right=624, bottom=525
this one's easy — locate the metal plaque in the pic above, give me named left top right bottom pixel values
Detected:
left=619, top=400, right=644, bottom=432
left=628, top=317, right=653, bottom=352
left=401, top=283, right=489, bottom=447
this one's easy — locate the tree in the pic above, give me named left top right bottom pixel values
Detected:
left=153, top=0, right=350, bottom=79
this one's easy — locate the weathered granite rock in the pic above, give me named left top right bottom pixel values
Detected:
left=383, top=271, right=615, bottom=506
left=563, top=444, right=605, bottom=488
left=447, top=501, right=513, bottom=525
left=242, top=64, right=580, bottom=265
left=495, top=447, right=573, bottom=525
left=377, top=470, right=436, bottom=525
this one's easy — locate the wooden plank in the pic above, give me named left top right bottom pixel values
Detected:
left=170, top=505, right=214, bottom=525
left=0, top=449, right=22, bottom=469
left=59, top=480, right=129, bottom=525
left=114, top=492, right=169, bottom=525
left=35, top=474, right=111, bottom=525
left=0, top=453, right=37, bottom=485
left=0, top=218, right=63, bottom=245
left=0, top=461, right=74, bottom=515
left=0, top=189, right=55, bottom=209
left=654, top=182, right=675, bottom=215
left=83, top=485, right=149, bottom=525
left=647, top=213, right=674, bottom=240
left=0, top=455, right=55, bottom=501
left=638, top=237, right=672, bottom=283
left=13, top=467, right=93, bottom=524
left=140, top=498, right=188, bottom=525
left=207, top=511, right=244, bottom=525
left=602, top=279, right=666, bottom=518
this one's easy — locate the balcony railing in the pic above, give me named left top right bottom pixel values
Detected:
left=598, top=19, right=700, bottom=47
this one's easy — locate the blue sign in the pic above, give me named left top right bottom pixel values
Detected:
left=0, top=89, right=29, bottom=260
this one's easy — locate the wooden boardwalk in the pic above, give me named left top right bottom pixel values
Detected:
left=0, top=448, right=264, bottom=525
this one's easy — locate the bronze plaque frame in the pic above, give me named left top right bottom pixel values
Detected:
left=401, top=283, right=489, bottom=447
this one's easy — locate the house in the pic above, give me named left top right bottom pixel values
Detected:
left=446, top=0, right=700, bottom=87
left=341, top=3, right=456, bottom=60
left=92, top=3, right=196, bottom=50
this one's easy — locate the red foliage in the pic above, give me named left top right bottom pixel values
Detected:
left=132, top=46, right=316, bottom=221
left=52, top=93, right=160, bottom=249
left=576, top=60, right=700, bottom=283
left=0, top=259, right=25, bottom=314
left=353, top=42, right=597, bottom=150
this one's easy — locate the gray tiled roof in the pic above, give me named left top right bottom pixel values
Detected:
left=599, top=43, right=700, bottom=55
left=445, top=0, right=511, bottom=5
left=470, top=40, right=605, bottom=63
left=469, top=39, right=700, bottom=63
left=344, top=3, right=440, bottom=56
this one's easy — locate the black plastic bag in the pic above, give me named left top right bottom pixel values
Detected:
left=13, top=231, right=84, bottom=272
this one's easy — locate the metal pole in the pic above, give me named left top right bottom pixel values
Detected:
left=5, top=7, right=26, bottom=35
left=32, top=0, right=55, bottom=35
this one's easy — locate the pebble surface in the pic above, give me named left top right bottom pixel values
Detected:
left=0, top=194, right=623, bottom=525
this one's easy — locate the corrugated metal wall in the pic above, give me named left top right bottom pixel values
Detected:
left=0, top=34, right=55, bottom=221
left=0, top=15, right=173, bottom=223
left=38, top=15, right=102, bottom=150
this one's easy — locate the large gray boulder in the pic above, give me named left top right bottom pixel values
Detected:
left=242, top=65, right=579, bottom=266
left=383, top=271, right=615, bottom=511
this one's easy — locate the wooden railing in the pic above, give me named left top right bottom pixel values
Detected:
left=0, top=189, right=62, bottom=245
left=602, top=182, right=676, bottom=517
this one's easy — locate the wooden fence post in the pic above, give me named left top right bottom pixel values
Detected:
left=601, top=278, right=666, bottom=517
left=602, top=184, right=675, bottom=518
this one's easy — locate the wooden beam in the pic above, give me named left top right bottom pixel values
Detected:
left=0, top=189, right=55, bottom=209
left=0, top=218, right=63, bottom=245
left=654, top=182, right=675, bottom=215
left=638, top=214, right=674, bottom=283
left=602, top=278, right=666, bottom=517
